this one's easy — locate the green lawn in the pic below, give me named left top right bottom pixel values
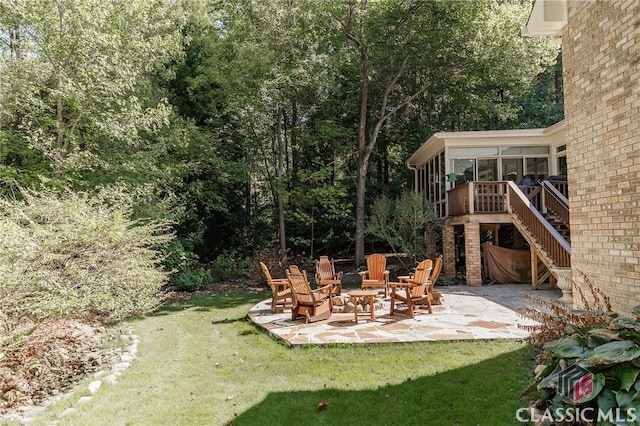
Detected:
left=23, top=291, right=535, bottom=426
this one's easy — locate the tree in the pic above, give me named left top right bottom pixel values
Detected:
left=331, top=0, right=559, bottom=265
left=332, top=0, right=467, bottom=264
left=0, top=0, right=185, bottom=177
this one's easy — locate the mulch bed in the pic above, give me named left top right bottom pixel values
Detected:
left=0, top=318, right=118, bottom=417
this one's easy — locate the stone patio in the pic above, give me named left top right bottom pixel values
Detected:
left=247, top=284, right=561, bottom=345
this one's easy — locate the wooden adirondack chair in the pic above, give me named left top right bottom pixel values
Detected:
left=427, top=255, right=443, bottom=305
left=259, top=262, right=294, bottom=313
left=388, top=259, right=433, bottom=317
left=358, top=253, right=390, bottom=297
left=315, top=256, right=342, bottom=296
left=287, top=266, right=333, bottom=323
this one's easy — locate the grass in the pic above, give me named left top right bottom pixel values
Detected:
left=19, top=290, right=536, bottom=426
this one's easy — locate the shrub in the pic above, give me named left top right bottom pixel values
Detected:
left=164, top=240, right=211, bottom=291
left=0, top=189, right=172, bottom=330
left=211, top=251, right=252, bottom=282
left=519, top=273, right=640, bottom=424
left=367, top=191, right=441, bottom=270
left=170, top=268, right=212, bottom=292
left=436, top=276, right=458, bottom=286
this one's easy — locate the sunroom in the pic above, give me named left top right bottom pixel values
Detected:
left=407, top=121, right=569, bottom=288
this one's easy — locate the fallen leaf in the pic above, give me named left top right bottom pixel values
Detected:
left=317, top=401, right=328, bottom=410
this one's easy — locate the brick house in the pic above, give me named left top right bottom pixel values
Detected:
left=523, top=0, right=640, bottom=314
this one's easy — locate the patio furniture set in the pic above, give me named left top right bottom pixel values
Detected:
left=259, top=254, right=443, bottom=324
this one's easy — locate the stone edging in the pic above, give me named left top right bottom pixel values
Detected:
left=1, top=327, right=140, bottom=424
left=58, top=328, right=140, bottom=419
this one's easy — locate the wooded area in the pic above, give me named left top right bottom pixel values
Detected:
left=0, top=0, right=562, bottom=276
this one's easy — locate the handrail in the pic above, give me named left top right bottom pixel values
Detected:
left=542, top=180, right=569, bottom=206
left=542, top=180, right=570, bottom=227
left=547, top=180, right=569, bottom=199
left=447, top=181, right=510, bottom=216
left=507, top=181, right=571, bottom=267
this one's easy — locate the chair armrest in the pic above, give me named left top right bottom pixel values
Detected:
left=388, top=282, right=417, bottom=288
left=272, top=281, right=289, bottom=292
left=314, top=284, right=334, bottom=294
left=358, top=271, right=369, bottom=278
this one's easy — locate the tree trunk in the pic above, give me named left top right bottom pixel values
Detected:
left=276, top=104, right=287, bottom=256
left=353, top=1, right=369, bottom=267
left=9, top=27, right=20, bottom=63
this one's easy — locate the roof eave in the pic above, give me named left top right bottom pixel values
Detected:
left=521, top=0, right=567, bottom=43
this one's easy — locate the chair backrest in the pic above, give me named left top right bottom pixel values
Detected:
left=410, top=259, right=433, bottom=298
left=287, top=266, right=314, bottom=305
left=428, top=256, right=443, bottom=291
left=315, top=256, right=336, bottom=280
left=260, top=261, right=275, bottom=289
left=288, top=265, right=302, bottom=276
left=365, top=253, right=387, bottom=280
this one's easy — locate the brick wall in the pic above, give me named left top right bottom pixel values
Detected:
left=443, top=225, right=456, bottom=277
left=464, top=222, right=482, bottom=286
left=563, top=0, right=640, bottom=314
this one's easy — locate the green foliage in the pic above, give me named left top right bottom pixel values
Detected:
left=436, top=275, right=458, bottom=287
left=520, top=275, right=640, bottom=422
left=0, top=0, right=564, bottom=273
left=170, top=268, right=212, bottom=293
left=0, top=0, right=186, bottom=170
left=367, top=191, right=441, bottom=268
left=0, top=188, right=172, bottom=333
left=210, top=251, right=253, bottom=282
left=164, top=240, right=212, bottom=292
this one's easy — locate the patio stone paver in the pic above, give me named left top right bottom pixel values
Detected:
left=247, top=284, right=561, bottom=345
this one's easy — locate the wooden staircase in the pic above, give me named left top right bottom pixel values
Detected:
left=506, top=181, right=571, bottom=289
left=543, top=211, right=570, bottom=243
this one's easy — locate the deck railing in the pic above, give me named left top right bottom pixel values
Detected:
left=548, top=180, right=568, bottom=198
left=473, top=181, right=508, bottom=213
left=447, top=181, right=535, bottom=215
left=506, top=181, right=571, bottom=267
left=446, top=180, right=571, bottom=267
left=447, top=183, right=472, bottom=216
left=542, top=180, right=570, bottom=227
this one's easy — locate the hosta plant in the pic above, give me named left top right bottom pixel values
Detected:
left=521, top=277, right=640, bottom=425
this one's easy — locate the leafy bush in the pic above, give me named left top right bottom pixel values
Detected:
left=0, top=189, right=172, bottom=330
left=170, top=268, right=212, bottom=292
left=211, top=251, right=252, bottom=282
left=367, top=191, right=441, bottom=270
left=164, top=240, right=211, bottom=291
left=519, top=273, right=640, bottom=424
left=436, top=275, right=458, bottom=286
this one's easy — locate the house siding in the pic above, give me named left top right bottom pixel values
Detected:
left=563, top=0, right=640, bottom=313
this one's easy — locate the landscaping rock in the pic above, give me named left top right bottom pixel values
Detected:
left=88, top=381, right=101, bottom=395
